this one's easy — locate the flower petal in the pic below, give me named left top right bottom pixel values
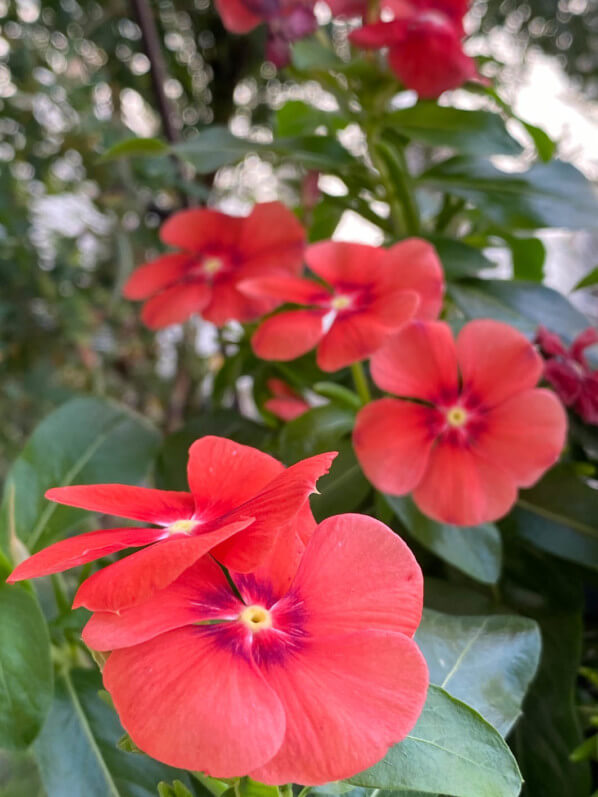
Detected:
left=251, top=310, right=326, bottom=362
left=239, top=202, right=305, bottom=272
left=414, top=440, right=518, bottom=526
left=103, top=627, right=285, bottom=776
left=203, top=280, right=272, bottom=326
left=264, top=396, right=309, bottom=422
left=353, top=398, right=436, bottom=495
left=382, top=239, right=444, bottom=321
left=160, top=208, right=244, bottom=252
left=292, top=513, right=423, bottom=637
left=477, top=388, right=567, bottom=487
left=122, top=254, right=192, bottom=300
left=211, top=452, right=336, bottom=572
left=82, top=556, right=238, bottom=650
left=7, top=527, right=166, bottom=583
left=215, top=0, right=262, bottom=32
left=187, top=436, right=284, bottom=521
left=370, top=321, right=459, bottom=402
left=457, top=319, right=543, bottom=406
left=250, top=631, right=428, bottom=786
left=366, top=288, right=419, bottom=328
left=239, top=275, right=328, bottom=305
left=305, top=241, right=385, bottom=287
left=44, top=484, right=195, bottom=525
left=141, top=281, right=211, bottom=329
left=316, top=312, right=393, bottom=372
left=73, top=518, right=252, bottom=612
left=349, top=20, right=408, bottom=48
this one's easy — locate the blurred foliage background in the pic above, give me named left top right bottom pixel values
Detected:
left=1, top=0, right=597, bottom=478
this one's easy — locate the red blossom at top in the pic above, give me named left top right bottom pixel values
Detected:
left=536, top=325, right=598, bottom=425
left=82, top=514, right=427, bottom=783
left=8, top=436, right=334, bottom=612
left=265, top=378, right=311, bottom=421
left=350, top=0, right=478, bottom=98
left=242, top=239, right=444, bottom=372
left=123, top=202, right=305, bottom=329
left=354, top=320, right=567, bottom=526
left=215, top=0, right=317, bottom=66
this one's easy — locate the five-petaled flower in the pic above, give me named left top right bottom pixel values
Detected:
left=83, top=513, right=428, bottom=784
left=242, top=239, right=444, bottom=372
left=350, top=0, right=478, bottom=98
left=354, top=320, right=567, bottom=526
left=265, top=378, right=311, bottom=421
left=8, top=437, right=334, bottom=612
left=123, top=202, right=305, bottom=329
left=536, top=325, right=598, bottom=426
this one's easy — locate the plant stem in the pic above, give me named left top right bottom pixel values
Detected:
left=278, top=785, right=293, bottom=797
left=351, top=361, right=372, bottom=405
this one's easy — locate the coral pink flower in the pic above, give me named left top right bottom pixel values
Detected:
left=83, top=513, right=428, bottom=783
left=8, top=437, right=334, bottom=612
left=242, top=239, right=444, bottom=372
left=123, top=203, right=305, bottom=329
left=350, top=0, right=478, bottom=98
left=354, top=320, right=567, bottom=525
left=265, top=378, right=310, bottom=421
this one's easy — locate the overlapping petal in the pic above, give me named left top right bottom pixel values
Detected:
left=122, top=254, right=191, bottom=300
left=160, top=208, right=245, bottom=252
left=305, top=241, right=386, bottom=287
left=382, top=239, right=444, bottom=321
left=239, top=201, right=306, bottom=271
left=316, top=312, right=396, bottom=372
left=251, top=309, right=327, bottom=362
left=141, top=281, right=211, bottom=329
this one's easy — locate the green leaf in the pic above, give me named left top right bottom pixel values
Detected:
left=276, top=101, right=345, bottom=137
left=238, top=778, right=279, bottom=797
left=278, top=404, right=355, bottom=464
left=156, top=411, right=273, bottom=491
left=33, top=669, right=191, bottom=797
left=173, top=127, right=353, bottom=174
left=521, top=121, right=556, bottom=162
left=100, top=137, right=169, bottom=162
left=0, top=583, right=53, bottom=749
left=388, top=105, right=522, bottom=156
left=0, top=749, right=44, bottom=797
left=311, top=442, right=371, bottom=521
left=415, top=610, right=541, bottom=735
left=426, top=236, right=496, bottom=280
left=347, top=686, right=522, bottom=796
left=291, top=38, right=343, bottom=70
left=386, top=495, right=501, bottom=585
left=503, top=235, right=546, bottom=282
left=572, top=265, right=598, bottom=291
left=449, top=279, right=590, bottom=338
left=0, top=397, right=160, bottom=554
left=510, top=465, right=598, bottom=570
left=420, top=157, right=598, bottom=231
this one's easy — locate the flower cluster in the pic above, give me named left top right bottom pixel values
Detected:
left=536, top=325, right=598, bottom=426
left=214, top=0, right=478, bottom=96
left=124, top=204, right=567, bottom=527
left=9, top=437, right=428, bottom=783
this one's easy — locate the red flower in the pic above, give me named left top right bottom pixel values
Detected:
left=265, top=378, right=310, bottom=421
left=83, top=514, right=428, bottom=783
left=242, top=239, right=444, bottom=372
left=8, top=436, right=334, bottom=612
left=350, top=0, right=477, bottom=98
left=123, top=202, right=305, bottom=329
left=354, top=320, right=567, bottom=526
left=536, top=325, right=598, bottom=425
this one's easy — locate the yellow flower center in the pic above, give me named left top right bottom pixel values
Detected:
left=203, top=256, right=223, bottom=276
left=446, top=406, right=468, bottom=427
left=239, top=605, right=272, bottom=632
left=331, top=294, right=352, bottom=311
left=167, top=519, right=197, bottom=535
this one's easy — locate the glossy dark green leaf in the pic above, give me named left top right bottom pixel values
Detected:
left=33, top=669, right=191, bottom=797
left=278, top=404, right=355, bottom=464
left=100, top=137, right=169, bottom=161
left=504, top=235, right=546, bottom=281
left=511, top=465, right=598, bottom=570
left=415, top=610, right=541, bottom=735
left=0, top=750, right=44, bottom=797
left=388, top=105, right=522, bottom=156
left=420, top=157, right=598, bottom=230
left=385, top=495, right=501, bottom=584
left=311, top=442, right=371, bottom=521
left=0, top=583, right=53, bottom=749
left=0, top=397, right=160, bottom=554
left=426, top=236, right=496, bottom=279
left=347, top=686, right=522, bottom=796
left=156, top=411, right=273, bottom=491
left=572, top=265, right=598, bottom=291
left=449, top=279, right=590, bottom=338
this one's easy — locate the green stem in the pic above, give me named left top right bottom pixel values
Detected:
left=368, top=139, right=407, bottom=238
left=297, top=789, right=312, bottom=797
left=375, top=137, right=420, bottom=236
left=351, top=361, right=372, bottom=405
left=278, top=785, right=293, bottom=797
